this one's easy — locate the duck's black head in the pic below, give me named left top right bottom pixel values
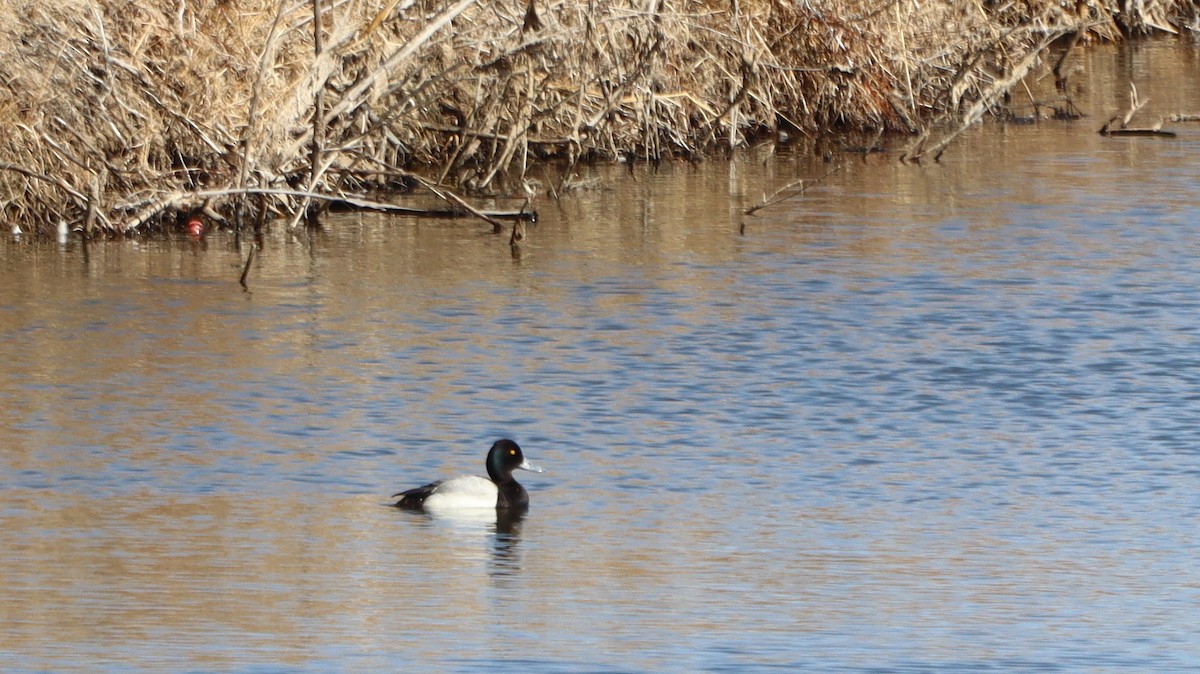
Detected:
left=485, top=439, right=542, bottom=484
left=486, top=439, right=544, bottom=509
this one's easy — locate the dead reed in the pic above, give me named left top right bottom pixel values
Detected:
left=1, top=0, right=1193, bottom=236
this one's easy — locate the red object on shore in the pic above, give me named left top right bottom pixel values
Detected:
left=186, top=217, right=205, bottom=238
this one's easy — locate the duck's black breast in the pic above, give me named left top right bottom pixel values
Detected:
left=495, top=480, right=529, bottom=509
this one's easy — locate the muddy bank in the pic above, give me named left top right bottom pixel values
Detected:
left=1, top=0, right=1195, bottom=236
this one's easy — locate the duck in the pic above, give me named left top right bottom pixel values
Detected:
left=392, top=439, right=543, bottom=510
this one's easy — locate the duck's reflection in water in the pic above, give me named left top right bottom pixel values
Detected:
left=393, top=506, right=527, bottom=578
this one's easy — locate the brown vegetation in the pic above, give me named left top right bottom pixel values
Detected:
left=0, top=0, right=1194, bottom=236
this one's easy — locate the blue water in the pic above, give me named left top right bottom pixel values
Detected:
left=3, top=45, right=1200, bottom=673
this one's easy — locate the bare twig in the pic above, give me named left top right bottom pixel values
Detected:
left=410, top=176, right=506, bottom=231
left=240, top=244, right=258, bottom=290
left=744, top=165, right=840, bottom=216
left=116, top=185, right=527, bottom=232
left=1099, top=83, right=1176, bottom=136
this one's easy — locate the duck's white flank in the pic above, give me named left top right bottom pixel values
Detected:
left=422, top=475, right=501, bottom=510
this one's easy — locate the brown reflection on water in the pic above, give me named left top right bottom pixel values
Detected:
left=0, top=492, right=429, bottom=669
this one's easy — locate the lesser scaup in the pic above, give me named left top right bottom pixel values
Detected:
left=392, top=439, right=543, bottom=510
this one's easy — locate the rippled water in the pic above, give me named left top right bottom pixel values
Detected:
left=3, top=41, right=1200, bottom=672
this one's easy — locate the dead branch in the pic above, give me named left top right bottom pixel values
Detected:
left=744, top=165, right=841, bottom=216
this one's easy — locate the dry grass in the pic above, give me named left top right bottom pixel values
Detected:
left=1, top=0, right=1193, bottom=236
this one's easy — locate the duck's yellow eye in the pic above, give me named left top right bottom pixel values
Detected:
left=509, top=449, right=517, bottom=456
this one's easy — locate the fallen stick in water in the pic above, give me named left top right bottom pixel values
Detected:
left=119, top=186, right=534, bottom=233
left=239, top=243, right=257, bottom=290
left=743, top=165, right=841, bottom=216
left=1099, top=83, right=1177, bottom=137
left=1099, top=121, right=1177, bottom=137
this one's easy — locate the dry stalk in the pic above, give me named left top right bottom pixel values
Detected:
left=1099, top=83, right=1178, bottom=137
left=744, top=165, right=841, bottom=216
left=906, top=30, right=1064, bottom=162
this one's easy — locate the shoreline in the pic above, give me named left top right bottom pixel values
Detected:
left=1, top=0, right=1195, bottom=237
